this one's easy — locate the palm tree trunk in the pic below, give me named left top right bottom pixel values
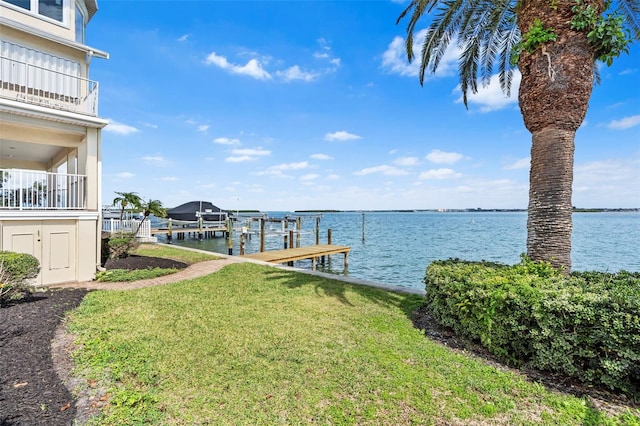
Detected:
left=527, top=128, right=574, bottom=271
left=516, top=0, right=598, bottom=272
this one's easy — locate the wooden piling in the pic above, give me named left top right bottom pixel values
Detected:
left=260, top=218, right=265, bottom=252
left=227, top=218, right=234, bottom=255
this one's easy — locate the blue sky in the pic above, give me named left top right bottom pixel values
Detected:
left=90, top=1, right=640, bottom=211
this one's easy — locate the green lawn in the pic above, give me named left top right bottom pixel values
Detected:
left=133, top=243, right=220, bottom=264
left=68, top=262, right=640, bottom=425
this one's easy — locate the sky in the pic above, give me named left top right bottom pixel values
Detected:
left=89, top=1, right=640, bottom=211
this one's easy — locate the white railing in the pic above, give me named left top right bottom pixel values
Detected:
left=0, top=56, right=98, bottom=116
left=102, top=218, right=151, bottom=239
left=0, top=168, right=85, bottom=210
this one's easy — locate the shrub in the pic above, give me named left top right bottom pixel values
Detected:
left=423, top=257, right=640, bottom=397
left=107, top=233, right=140, bottom=259
left=0, top=251, right=40, bottom=305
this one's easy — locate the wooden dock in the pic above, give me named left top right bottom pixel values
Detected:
left=242, top=244, right=350, bottom=269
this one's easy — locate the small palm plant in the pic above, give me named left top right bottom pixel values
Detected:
left=112, top=191, right=143, bottom=232
left=135, top=199, right=167, bottom=235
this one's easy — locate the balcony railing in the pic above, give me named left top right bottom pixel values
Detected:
left=0, top=169, right=86, bottom=210
left=0, top=56, right=98, bottom=116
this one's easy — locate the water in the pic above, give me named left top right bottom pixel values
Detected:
left=157, top=211, right=640, bottom=292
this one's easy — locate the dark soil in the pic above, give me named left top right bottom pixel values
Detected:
left=103, top=254, right=188, bottom=271
left=0, top=288, right=88, bottom=426
left=0, top=255, right=184, bottom=426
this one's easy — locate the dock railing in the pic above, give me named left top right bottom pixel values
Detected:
left=102, top=218, right=151, bottom=240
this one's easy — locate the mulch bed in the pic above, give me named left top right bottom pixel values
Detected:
left=103, top=254, right=188, bottom=271
left=0, top=288, right=88, bottom=426
left=0, top=255, right=183, bottom=426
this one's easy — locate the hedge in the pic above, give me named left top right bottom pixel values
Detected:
left=423, top=257, right=640, bottom=397
left=0, top=251, right=40, bottom=304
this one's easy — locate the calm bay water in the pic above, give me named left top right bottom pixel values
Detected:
left=159, top=211, right=640, bottom=292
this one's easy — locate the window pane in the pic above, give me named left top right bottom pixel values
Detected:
left=39, top=0, right=63, bottom=22
left=75, top=5, right=85, bottom=43
left=4, top=0, right=30, bottom=10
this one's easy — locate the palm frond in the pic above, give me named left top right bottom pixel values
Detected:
left=398, top=0, right=519, bottom=106
left=617, top=0, right=640, bottom=39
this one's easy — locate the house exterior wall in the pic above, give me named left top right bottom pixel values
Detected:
left=0, top=0, right=107, bottom=286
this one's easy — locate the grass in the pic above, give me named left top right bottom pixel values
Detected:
left=94, top=268, right=180, bottom=282
left=133, top=243, right=220, bottom=264
left=95, top=244, right=219, bottom=282
left=68, top=262, right=640, bottom=425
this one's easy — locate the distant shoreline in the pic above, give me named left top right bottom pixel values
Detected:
left=293, top=208, right=639, bottom=213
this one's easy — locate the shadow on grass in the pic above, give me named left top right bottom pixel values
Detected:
left=254, top=265, right=640, bottom=417
left=262, top=267, right=425, bottom=319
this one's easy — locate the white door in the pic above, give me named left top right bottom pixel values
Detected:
left=1, top=221, right=77, bottom=285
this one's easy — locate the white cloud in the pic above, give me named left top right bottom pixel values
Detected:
left=105, top=119, right=139, bottom=135
left=354, top=165, right=409, bottom=176
left=231, top=148, right=271, bottom=157
left=300, top=173, right=319, bottom=181
left=419, top=168, right=462, bottom=180
left=606, top=115, right=640, bottom=130
left=139, top=121, right=158, bottom=129
left=574, top=157, right=640, bottom=206
left=276, top=65, right=319, bottom=82
left=198, top=125, right=209, bottom=132
left=270, top=161, right=309, bottom=171
left=225, top=155, right=255, bottom=163
left=381, top=29, right=459, bottom=79
left=310, top=153, right=333, bottom=160
left=178, top=34, right=189, bottom=42
left=224, top=147, right=271, bottom=163
left=394, top=156, right=420, bottom=166
left=325, top=130, right=362, bottom=141
left=456, top=71, right=521, bottom=112
left=315, top=38, right=341, bottom=70
left=504, top=157, right=530, bottom=170
left=160, top=176, right=178, bottom=181
left=141, top=155, right=169, bottom=166
left=204, top=52, right=272, bottom=80
left=327, top=174, right=341, bottom=180
left=116, top=172, right=135, bottom=178
left=425, top=149, right=464, bottom=164
left=214, top=137, right=241, bottom=145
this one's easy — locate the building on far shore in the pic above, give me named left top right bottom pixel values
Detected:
left=0, top=0, right=108, bottom=285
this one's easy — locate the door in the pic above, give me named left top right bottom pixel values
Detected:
left=1, top=221, right=77, bottom=285
left=1, top=222, right=42, bottom=285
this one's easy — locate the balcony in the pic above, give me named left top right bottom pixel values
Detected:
left=0, top=168, right=86, bottom=210
left=0, top=56, right=99, bottom=116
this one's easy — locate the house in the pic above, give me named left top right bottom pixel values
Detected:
left=0, top=0, right=108, bottom=285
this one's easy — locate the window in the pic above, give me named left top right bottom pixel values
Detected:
left=2, top=0, right=68, bottom=24
left=74, top=3, right=85, bottom=43
left=3, top=0, right=30, bottom=10
left=38, top=0, right=63, bottom=21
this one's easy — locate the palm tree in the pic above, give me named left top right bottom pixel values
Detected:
left=112, top=191, right=143, bottom=228
left=135, top=199, right=167, bottom=235
left=397, top=0, right=638, bottom=272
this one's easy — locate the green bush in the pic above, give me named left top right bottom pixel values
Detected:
left=423, top=256, right=640, bottom=397
left=107, top=233, right=140, bottom=259
left=0, top=251, right=40, bottom=304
